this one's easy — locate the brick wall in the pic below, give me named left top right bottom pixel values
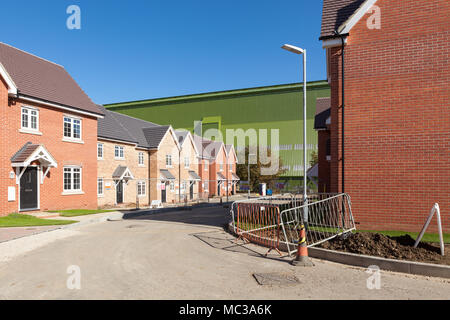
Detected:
left=317, top=130, right=331, bottom=193
left=0, top=78, right=98, bottom=215
left=328, top=0, right=449, bottom=232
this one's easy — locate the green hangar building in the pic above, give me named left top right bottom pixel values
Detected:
left=105, top=80, right=330, bottom=187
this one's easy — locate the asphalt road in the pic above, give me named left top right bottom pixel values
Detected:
left=0, top=206, right=449, bottom=299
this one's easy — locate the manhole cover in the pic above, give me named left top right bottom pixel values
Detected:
left=253, top=273, right=300, bottom=286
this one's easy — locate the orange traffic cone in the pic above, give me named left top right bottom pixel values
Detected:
left=291, top=224, right=314, bottom=267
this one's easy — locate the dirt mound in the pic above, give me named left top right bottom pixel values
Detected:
left=319, top=232, right=449, bottom=265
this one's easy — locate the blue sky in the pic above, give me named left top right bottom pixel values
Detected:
left=1, top=0, right=325, bottom=104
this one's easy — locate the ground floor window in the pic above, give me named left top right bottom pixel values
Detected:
left=64, top=167, right=82, bottom=192
left=98, top=178, right=104, bottom=196
left=137, top=181, right=146, bottom=196
left=204, top=180, right=209, bottom=190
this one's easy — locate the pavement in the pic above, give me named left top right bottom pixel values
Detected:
left=0, top=206, right=449, bottom=299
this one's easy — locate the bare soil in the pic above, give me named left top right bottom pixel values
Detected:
left=319, top=232, right=449, bottom=265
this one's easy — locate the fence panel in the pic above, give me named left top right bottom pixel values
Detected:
left=280, top=193, right=355, bottom=256
left=230, top=193, right=355, bottom=257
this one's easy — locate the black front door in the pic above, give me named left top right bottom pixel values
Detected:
left=161, top=184, right=167, bottom=203
left=116, top=180, right=123, bottom=204
left=190, top=183, right=194, bottom=200
left=217, top=182, right=221, bottom=196
left=20, top=167, right=38, bottom=210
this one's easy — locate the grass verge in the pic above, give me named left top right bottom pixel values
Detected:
left=0, top=213, right=77, bottom=228
left=47, top=209, right=115, bottom=217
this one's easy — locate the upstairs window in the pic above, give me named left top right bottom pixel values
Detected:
left=166, top=155, right=172, bottom=167
left=184, top=156, right=190, bottom=168
left=115, top=146, right=124, bottom=159
left=97, top=143, right=104, bottom=160
left=138, top=152, right=144, bottom=166
left=21, top=107, right=39, bottom=131
left=64, top=116, right=81, bottom=140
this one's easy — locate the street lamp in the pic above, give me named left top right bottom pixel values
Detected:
left=248, top=153, right=256, bottom=199
left=282, top=43, right=308, bottom=223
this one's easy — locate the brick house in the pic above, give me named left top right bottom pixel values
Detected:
left=175, top=130, right=201, bottom=201
left=193, top=134, right=212, bottom=198
left=97, top=106, right=157, bottom=208
left=225, top=144, right=240, bottom=195
left=147, top=126, right=181, bottom=204
left=320, top=0, right=449, bottom=232
left=0, top=42, right=104, bottom=216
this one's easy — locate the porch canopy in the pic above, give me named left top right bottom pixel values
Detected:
left=217, top=173, right=226, bottom=181
left=11, top=142, right=57, bottom=168
left=188, top=170, right=201, bottom=181
left=112, top=165, right=134, bottom=181
left=11, top=142, right=57, bottom=183
left=160, top=169, right=175, bottom=181
left=231, top=173, right=240, bottom=181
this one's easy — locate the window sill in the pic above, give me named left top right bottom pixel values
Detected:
left=62, top=138, right=84, bottom=144
left=138, top=194, right=146, bottom=198
left=166, top=166, right=173, bottom=168
left=97, top=194, right=104, bottom=198
left=98, top=158, right=104, bottom=161
left=61, top=191, right=85, bottom=196
left=19, top=129, right=42, bottom=136
left=138, top=164, right=146, bottom=167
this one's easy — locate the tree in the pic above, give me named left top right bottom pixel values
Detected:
left=236, top=147, right=287, bottom=192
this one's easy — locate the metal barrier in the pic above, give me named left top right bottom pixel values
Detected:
left=230, top=193, right=355, bottom=256
left=235, top=203, right=281, bottom=256
left=280, top=194, right=356, bottom=256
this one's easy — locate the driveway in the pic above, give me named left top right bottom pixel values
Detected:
left=0, top=206, right=449, bottom=299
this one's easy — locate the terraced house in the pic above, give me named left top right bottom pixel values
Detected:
left=0, top=42, right=104, bottom=216
left=175, top=130, right=201, bottom=201
left=97, top=106, right=158, bottom=208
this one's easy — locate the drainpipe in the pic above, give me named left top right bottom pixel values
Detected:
left=335, top=30, right=346, bottom=194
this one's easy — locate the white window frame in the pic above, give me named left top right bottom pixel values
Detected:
left=204, top=180, right=209, bottom=190
left=137, top=180, right=146, bottom=197
left=63, top=115, right=82, bottom=142
left=20, top=106, right=40, bottom=133
left=114, top=145, right=125, bottom=160
left=219, top=163, right=223, bottom=172
left=97, top=178, right=104, bottom=197
left=204, top=160, right=208, bottom=171
left=63, top=166, right=83, bottom=194
left=97, top=143, right=104, bottom=160
left=138, top=152, right=145, bottom=166
left=184, top=156, right=190, bottom=168
left=166, top=154, right=172, bottom=168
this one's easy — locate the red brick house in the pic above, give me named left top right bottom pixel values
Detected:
left=320, top=0, right=449, bottom=232
left=0, top=42, right=104, bottom=215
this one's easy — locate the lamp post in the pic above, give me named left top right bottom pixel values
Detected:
left=248, top=153, right=256, bottom=199
left=282, top=44, right=308, bottom=224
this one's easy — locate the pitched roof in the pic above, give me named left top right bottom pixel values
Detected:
left=314, top=98, right=331, bottom=130
left=175, top=130, right=189, bottom=145
left=0, top=42, right=103, bottom=116
left=97, top=105, right=162, bottom=148
left=11, top=142, right=40, bottom=163
left=112, top=165, right=134, bottom=179
left=320, top=0, right=367, bottom=39
left=142, top=126, right=172, bottom=149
